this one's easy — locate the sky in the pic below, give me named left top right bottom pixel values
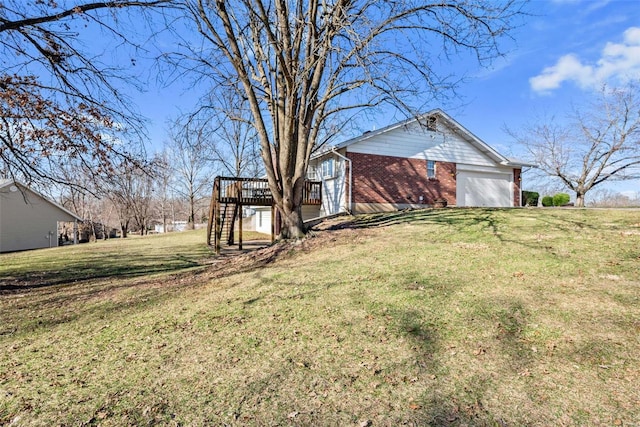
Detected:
left=135, top=0, right=640, bottom=198
left=455, top=0, right=640, bottom=197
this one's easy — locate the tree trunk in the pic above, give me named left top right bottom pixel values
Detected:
left=278, top=203, right=306, bottom=239
left=272, top=176, right=307, bottom=239
left=188, top=201, right=195, bottom=230
left=89, top=212, right=97, bottom=242
left=575, top=192, right=586, bottom=208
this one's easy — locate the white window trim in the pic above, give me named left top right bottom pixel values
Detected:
left=427, top=160, right=436, bottom=179
left=322, top=158, right=336, bottom=179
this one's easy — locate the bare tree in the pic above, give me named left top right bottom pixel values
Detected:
left=0, top=0, right=170, bottom=189
left=588, top=188, right=640, bottom=208
left=104, top=159, right=156, bottom=237
left=151, top=151, right=175, bottom=233
left=172, top=0, right=525, bottom=238
left=166, top=121, right=213, bottom=229
left=190, top=84, right=264, bottom=178
left=508, top=83, right=640, bottom=207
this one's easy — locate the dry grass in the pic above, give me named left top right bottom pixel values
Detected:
left=1, top=208, right=639, bottom=426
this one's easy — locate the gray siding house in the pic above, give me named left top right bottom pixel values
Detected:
left=0, top=180, right=81, bottom=253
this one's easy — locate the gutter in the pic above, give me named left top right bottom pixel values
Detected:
left=331, top=147, right=352, bottom=214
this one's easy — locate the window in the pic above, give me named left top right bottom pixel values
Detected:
left=322, top=158, right=335, bottom=178
left=307, top=165, right=318, bottom=180
left=427, top=160, right=436, bottom=179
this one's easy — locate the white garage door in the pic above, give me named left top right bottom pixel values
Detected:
left=457, top=171, right=512, bottom=207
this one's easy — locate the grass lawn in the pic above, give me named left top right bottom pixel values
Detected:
left=0, top=209, right=639, bottom=426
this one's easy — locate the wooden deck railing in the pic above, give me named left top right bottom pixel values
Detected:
left=216, top=176, right=321, bottom=205
left=207, top=176, right=322, bottom=250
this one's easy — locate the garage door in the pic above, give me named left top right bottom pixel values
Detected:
left=457, top=171, right=512, bottom=207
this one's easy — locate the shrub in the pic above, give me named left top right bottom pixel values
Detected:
left=553, top=193, right=571, bottom=206
left=541, top=195, right=554, bottom=207
left=522, top=191, right=540, bottom=207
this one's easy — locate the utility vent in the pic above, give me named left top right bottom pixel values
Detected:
left=427, top=116, right=437, bottom=131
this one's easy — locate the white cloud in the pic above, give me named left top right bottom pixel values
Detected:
left=549, top=0, right=612, bottom=13
left=530, top=26, right=640, bottom=93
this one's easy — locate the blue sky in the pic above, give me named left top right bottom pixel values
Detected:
left=456, top=0, right=640, bottom=196
left=137, top=0, right=640, bottom=197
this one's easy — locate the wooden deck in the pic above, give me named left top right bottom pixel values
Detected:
left=207, top=176, right=322, bottom=253
left=215, top=176, right=321, bottom=206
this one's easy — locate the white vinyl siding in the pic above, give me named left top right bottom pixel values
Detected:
left=254, top=207, right=271, bottom=234
left=310, top=154, right=347, bottom=216
left=348, top=121, right=496, bottom=166
left=254, top=205, right=322, bottom=234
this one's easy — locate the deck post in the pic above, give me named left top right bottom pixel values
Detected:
left=214, top=199, right=221, bottom=255
left=236, top=182, right=242, bottom=251
left=271, top=204, right=275, bottom=243
left=207, top=177, right=218, bottom=248
left=238, top=202, right=243, bottom=251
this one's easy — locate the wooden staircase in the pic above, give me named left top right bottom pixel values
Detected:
left=207, top=176, right=322, bottom=254
left=207, top=177, right=246, bottom=253
left=220, top=202, right=238, bottom=246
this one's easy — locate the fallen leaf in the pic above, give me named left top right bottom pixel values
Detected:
left=287, top=411, right=298, bottom=419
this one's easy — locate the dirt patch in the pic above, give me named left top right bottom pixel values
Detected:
left=201, top=224, right=372, bottom=281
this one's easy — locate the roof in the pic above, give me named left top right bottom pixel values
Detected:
left=313, top=109, right=536, bottom=168
left=0, top=179, right=83, bottom=221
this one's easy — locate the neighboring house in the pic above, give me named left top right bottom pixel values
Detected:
left=307, top=109, right=533, bottom=215
left=154, top=221, right=188, bottom=233
left=0, top=180, right=81, bottom=253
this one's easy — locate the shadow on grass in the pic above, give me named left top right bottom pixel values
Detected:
left=0, top=254, right=203, bottom=293
left=371, top=270, right=537, bottom=425
left=0, top=236, right=214, bottom=293
left=326, top=208, right=608, bottom=255
left=329, top=207, right=601, bottom=233
left=0, top=240, right=300, bottom=334
left=327, top=208, right=486, bottom=229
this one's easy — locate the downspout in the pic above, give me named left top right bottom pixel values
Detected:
left=519, top=167, right=530, bottom=207
left=332, top=147, right=352, bottom=214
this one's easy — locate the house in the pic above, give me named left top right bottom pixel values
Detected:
left=307, top=109, right=532, bottom=215
left=154, top=221, right=188, bottom=233
left=225, top=109, right=534, bottom=244
left=0, top=180, right=82, bottom=253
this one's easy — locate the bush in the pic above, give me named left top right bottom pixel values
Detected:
left=553, top=193, right=571, bottom=206
left=522, top=191, right=539, bottom=207
left=541, top=195, right=554, bottom=207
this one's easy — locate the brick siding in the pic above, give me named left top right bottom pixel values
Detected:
left=347, top=152, right=456, bottom=206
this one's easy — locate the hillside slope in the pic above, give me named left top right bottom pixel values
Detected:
left=1, top=208, right=639, bottom=425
